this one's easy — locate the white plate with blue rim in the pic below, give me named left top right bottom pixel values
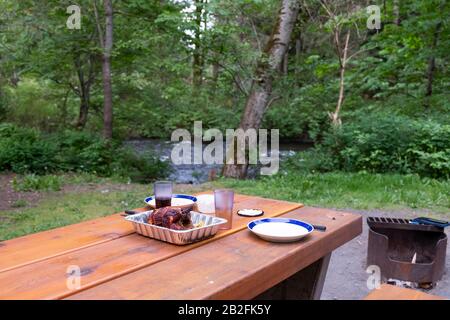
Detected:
left=247, top=218, right=314, bottom=243
left=144, top=194, right=197, bottom=209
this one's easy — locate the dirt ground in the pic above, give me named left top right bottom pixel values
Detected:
left=0, top=173, right=140, bottom=211
left=0, top=173, right=42, bottom=210
left=321, top=208, right=450, bottom=300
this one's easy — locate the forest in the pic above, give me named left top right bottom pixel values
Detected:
left=0, top=0, right=449, bottom=240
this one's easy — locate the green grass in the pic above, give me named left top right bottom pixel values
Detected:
left=219, top=172, right=450, bottom=215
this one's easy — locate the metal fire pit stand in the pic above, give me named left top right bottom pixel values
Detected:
left=367, top=217, right=447, bottom=284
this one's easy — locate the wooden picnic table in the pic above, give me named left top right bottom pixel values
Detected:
left=0, top=193, right=361, bottom=300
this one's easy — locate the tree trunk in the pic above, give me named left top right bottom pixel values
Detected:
left=77, top=96, right=89, bottom=129
left=222, top=0, right=300, bottom=178
left=211, top=8, right=221, bottom=89
left=295, top=32, right=302, bottom=76
left=237, top=13, right=246, bottom=42
left=192, top=0, right=204, bottom=90
left=75, top=52, right=96, bottom=130
left=282, top=51, right=289, bottom=75
left=329, top=31, right=350, bottom=127
left=0, top=85, right=4, bottom=118
left=425, top=21, right=442, bottom=107
left=75, top=58, right=89, bottom=129
left=212, top=58, right=220, bottom=91
left=60, top=89, right=70, bottom=128
left=102, top=0, right=114, bottom=139
left=10, top=70, right=19, bottom=87
left=393, top=0, right=400, bottom=26
left=94, top=0, right=114, bottom=139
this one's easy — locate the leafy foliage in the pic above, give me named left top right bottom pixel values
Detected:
left=0, top=124, right=170, bottom=181
left=288, top=115, right=450, bottom=178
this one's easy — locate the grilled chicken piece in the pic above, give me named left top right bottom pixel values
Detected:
left=151, top=207, right=181, bottom=226
left=149, top=207, right=194, bottom=230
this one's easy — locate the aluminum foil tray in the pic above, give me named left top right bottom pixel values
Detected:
left=125, top=210, right=227, bottom=245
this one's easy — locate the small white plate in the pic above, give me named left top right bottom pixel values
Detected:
left=237, top=209, right=264, bottom=217
left=144, top=194, right=197, bottom=208
left=248, top=218, right=314, bottom=243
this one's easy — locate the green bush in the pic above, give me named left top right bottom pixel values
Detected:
left=12, top=174, right=63, bottom=192
left=4, top=78, right=60, bottom=131
left=0, top=124, right=59, bottom=174
left=49, top=131, right=115, bottom=175
left=0, top=123, right=39, bottom=140
left=112, top=150, right=171, bottom=183
left=0, top=124, right=170, bottom=181
left=306, top=115, right=450, bottom=178
left=11, top=199, right=28, bottom=208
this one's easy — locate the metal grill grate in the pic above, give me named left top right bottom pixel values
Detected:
left=367, top=216, right=443, bottom=232
left=368, top=217, right=410, bottom=224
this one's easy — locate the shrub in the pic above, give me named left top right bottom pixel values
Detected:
left=0, top=123, right=39, bottom=140
left=4, top=78, right=60, bottom=131
left=49, top=131, right=116, bottom=175
left=12, top=174, right=63, bottom=192
left=303, top=114, right=450, bottom=178
left=11, top=199, right=28, bottom=208
left=113, top=150, right=171, bottom=183
left=0, top=124, right=170, bottom=181
left=0, top=124, right=59, bottom=174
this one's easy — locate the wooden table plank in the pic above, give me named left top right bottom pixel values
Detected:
left=0, top=213, right=135, bottom=273
left=0, top=195, right=301, bottom=299
left=67, top=207, right=362, bottom=300
left=0, top=193, right=250, bottom=273
left=364, top=284, right=446, bottom=300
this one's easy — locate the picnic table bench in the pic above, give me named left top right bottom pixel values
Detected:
left=0, top=193, right=362, bottom=300
left=364, top=284, right=446, bottom=300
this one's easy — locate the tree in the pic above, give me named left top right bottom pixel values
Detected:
left=3, top=0, right=102, bottom=129
left=393, top=0, right=400, bottom=26
left=319, top=0, right=365, bottom=126
left=74, top=53, right=97, bottom=129
left=424, top=21, right=442, bottom=106
left=192, top=0, right=205, bottom=90
left=320, top=0, right=351, bottom=127
left=94, top=0, right=114, bottom=139
left=222, top=0, right=300, bottom=178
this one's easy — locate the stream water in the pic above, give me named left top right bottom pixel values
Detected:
left=125, top=139, right=311, bottom=184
